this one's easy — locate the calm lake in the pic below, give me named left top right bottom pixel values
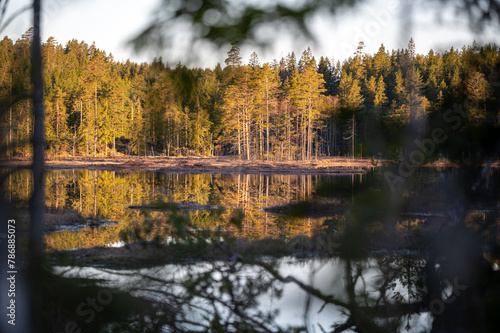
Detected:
left=2, top=166, right=498, bottom=332
left=4, top=169, right=369, bottom=250
left=55, top=257, right=433, bottom=332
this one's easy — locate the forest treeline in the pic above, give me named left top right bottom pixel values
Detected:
left=1, top=29, right=499, bottom=160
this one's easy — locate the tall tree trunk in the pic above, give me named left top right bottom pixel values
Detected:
left=26, top=102, right=30, bottom=155
left=29, top=0, right=44, bottom=331
left=259, top=117, right=263, bottom=158
left=94, top=81, right=97, bottom=157
left=246, top=110, right=251, bottom=160
left=352, top=115, right=356, bottom=160
left=130, top=102, right=134, bottom=155
left=300, top=112, right=307, bottom=160
left=307, top=105, right=312, bottom=160
left=266, top=95, right=270, bottom=160
left=294, top=112, right=298, bottom=160
left=8, top=73, right=12, bottom=157
left=93, top=170, right=97, bottom=218
left=316, top=128, right=319, bottom=159
left=243, top=110, right=247, bottom=159
left=185, top=115, right=188, bottom=150
left=8, top=101, right=12, bottom=157
left=56, top=96, right=59, bottom=139
left=56, top=94, right=60, bottom=157
left=237, top=112, right=241, bottom=157
left=130, top=102, right=134, bottom=137
left=55, top=172, right=59, bottom=209
left=80, top=99, right=82, bottom=126
left=287, top=104, right=291, bottom=161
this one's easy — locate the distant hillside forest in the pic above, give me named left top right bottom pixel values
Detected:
left=1, top=29, right=499, bottom=160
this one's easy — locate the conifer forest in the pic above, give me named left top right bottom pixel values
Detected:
left=1, top=30, right=499, bottom=161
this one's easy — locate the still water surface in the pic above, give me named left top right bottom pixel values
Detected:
left=55, top=257, right=432, bottom=332
left=5, top=167, right=495, bottom=332
left=4, top=169, right=367, bottom=249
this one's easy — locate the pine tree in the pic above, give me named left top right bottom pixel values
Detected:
left=289, top=50, right=326, bottom=160
left=372, top=44, right=390, bottom=78
left=466, top=71, right=490, bottom=121
left=221, top=65, right=254, bottom=159
left=338, top=71, right=363, bottom=156
left=339, top=72, right=364, bottom=111
left=252, top=63, right=279, bottom=159
left=374, top=75, right=388, bottom=116
left=0, top=37, right=14, bottom=157
left=249, top=51, right=260, bottom=69
left=84, top=45, right=109, bottom=156
left=12, top=29, right=33, bottom=156
left=224, top=43, right=242, bottom=71
left=43, top=37, right=69, bottom=157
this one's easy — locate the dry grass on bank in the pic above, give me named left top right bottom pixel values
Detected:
left=0, top=156, right=377, bottom=174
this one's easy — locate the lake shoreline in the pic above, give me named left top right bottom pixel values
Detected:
left=0, top=156, right=375, bottom=174
left=2, top=156, right=494, bottom=174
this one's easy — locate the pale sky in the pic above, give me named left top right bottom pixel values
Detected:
left=2, top=0, right=500, bottom=68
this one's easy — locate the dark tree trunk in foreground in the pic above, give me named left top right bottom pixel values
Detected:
left=30, top=0, right=45, bottom=330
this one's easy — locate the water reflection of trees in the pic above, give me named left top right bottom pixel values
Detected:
left=2, top=169, right=358, bottom=249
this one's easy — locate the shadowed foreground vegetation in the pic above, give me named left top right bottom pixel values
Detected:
left=1, top=0, right=500, bottom=332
